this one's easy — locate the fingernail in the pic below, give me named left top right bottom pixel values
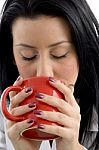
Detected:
left=35, top=93, right=44, bottom=99
left=37, top=124, right=45, bottom=129
left=16, top=76, right=21, bottom=81
left=28, top=102, right=36, bottom=108
left=49, top=77, right=56, bottom=83
left=25, top=87, right=32, bottom=93
left=34, top=110, right=42, bottom=115
left=27, top=119, right=34, bottom=124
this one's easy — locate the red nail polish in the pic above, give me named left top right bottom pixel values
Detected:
left=49, top=77, right=56, bottom=83
left=28, top=102, right=36, bottom=108
left=35, top=93, right=44, bottom=99
left=27, top=119, right=34, bottom=124
left=25, top=87, right=32, bottom=93
left=34, top=110, right=42, bottom=115
left=37, top=124, right=45, bottom=129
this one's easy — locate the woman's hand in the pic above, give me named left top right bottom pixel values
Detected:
left=6, top=76, right=41, bottom=150
left=34, top=77, right=83, bottom=150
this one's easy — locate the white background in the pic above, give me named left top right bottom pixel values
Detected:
left=0, top=0, right=98, bottom=150
left=0, top=0, right=99, bottom=21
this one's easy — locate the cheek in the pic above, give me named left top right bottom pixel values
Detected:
left=13, top=51, right=37, bottom=78
left=15, top=62, right=36, bottom=78
left=64, top=61, right=79, bottom=84
left=55, top=60, right=79, bottom=84
left=13, top=53, right=33, bottom=78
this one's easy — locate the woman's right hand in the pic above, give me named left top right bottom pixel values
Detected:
left=6, top=76, right=41, bottom=150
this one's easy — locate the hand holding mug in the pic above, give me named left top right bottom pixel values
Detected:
left=1, top=76, right=64, bottom=140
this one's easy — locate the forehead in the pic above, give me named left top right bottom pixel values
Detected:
left=12, top=15, right=72, bottom=46
left=12, top=15, right=71, bottom=33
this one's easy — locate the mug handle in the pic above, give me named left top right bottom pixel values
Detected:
left=1, top=86, right=25, bottom=122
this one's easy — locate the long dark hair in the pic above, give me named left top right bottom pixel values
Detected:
left=0, top=0, right=99, bottom=149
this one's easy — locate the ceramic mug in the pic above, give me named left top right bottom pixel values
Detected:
left=1, top=76, right=63, bottom=140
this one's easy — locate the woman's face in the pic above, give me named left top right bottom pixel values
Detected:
left=12, top=15, right=79, bottom=85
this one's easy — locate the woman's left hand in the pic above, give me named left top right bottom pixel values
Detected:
left=35, top=77, right=83, bottom=150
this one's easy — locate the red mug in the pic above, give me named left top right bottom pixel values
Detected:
left=1, top=76, right=64, bottom=140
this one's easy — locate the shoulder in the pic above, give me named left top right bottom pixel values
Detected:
left=0, top=101, right=5, bottom=130
left=89, top=105, right=98, bottom=132
left=81, top=106, right=98, bottom=149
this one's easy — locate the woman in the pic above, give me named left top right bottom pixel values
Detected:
left=0, top=0, right=99, bottom=150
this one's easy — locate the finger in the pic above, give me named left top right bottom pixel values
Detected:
left=10, top=102, right=36, bottom=116
left=35, top=93, right=80, bottom=117
left=49, top=77, right=79, bottom=109
left=7, top=119, right=34, bottom=140
left=34, top=110, right=80, bottom=127
left=37, top=124, right=74, bottom=139
left=68, top=84, right=75, bottom=93
left=9, top=87, right=33, bottom=109
left=9, top=76, right=23, bottom=99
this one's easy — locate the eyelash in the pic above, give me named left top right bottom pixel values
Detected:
left=22, top=55, right=37, bottom=61
left=22, top=51, right=70, bottom=61
left=52, top=53, right=68, bottom=59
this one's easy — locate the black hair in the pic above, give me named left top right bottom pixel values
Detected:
left=0, top=0, right=99, bottom=149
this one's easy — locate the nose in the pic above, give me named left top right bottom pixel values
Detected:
left=36, top=58, right=53, bottom=77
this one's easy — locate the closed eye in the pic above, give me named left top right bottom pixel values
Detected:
left=22, top=55, right=37, bottom=61
left=51, top=50, right=70, bottom=59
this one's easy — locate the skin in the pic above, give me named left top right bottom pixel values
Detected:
left=6, top=15, right=84, bottom=150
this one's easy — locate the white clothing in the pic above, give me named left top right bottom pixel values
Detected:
left=0, top=108, right=56, bottom=150
left=1, top=103, right=97, bottom=149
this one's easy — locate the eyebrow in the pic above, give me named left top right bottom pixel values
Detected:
left=15, top=43, right=37, bottom=49
left=48, top=40, right=72, bottom=48
left=15, top=40, right=72, bottom=49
